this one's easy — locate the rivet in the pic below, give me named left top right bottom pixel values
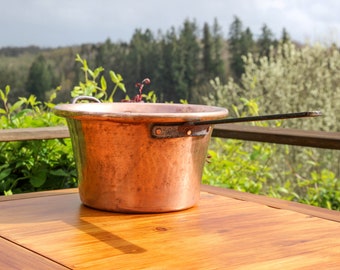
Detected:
left=186, top=129, right=192, bottom=136
left=155, top=128, right=162, bottom=135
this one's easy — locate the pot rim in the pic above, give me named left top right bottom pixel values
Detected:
left=54, top=102, right=229, bottom=123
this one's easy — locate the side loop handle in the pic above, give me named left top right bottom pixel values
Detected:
left=71, top=96, right=101, bottom=104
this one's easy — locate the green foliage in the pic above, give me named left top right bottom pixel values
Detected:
left=0, top=18, right=230, bottom=104
left=1, top=44, right=339, bottom=211
left=243, top=43, right=340, bottom=132
left=228, top=16, right=247, bottom=79
left=0, top=138, right=76, bottom=195
left=203, top=138, right=273, bottom=194
left=257, top=24, right=275, bottom=57
left=203, top=97, right=275, bottom=194
left=203, top=41, right=340, bottom=210
left=205, top=41, right=340, bottom=131
left=0, top=55, right=128, bottom=195
left=26, top=55, right=55, bottom=101
left=0, top=85, right=75, bottom=195
left=72, top=54, right=126, bottom=101
left=268, top=154, right=340, bottom=210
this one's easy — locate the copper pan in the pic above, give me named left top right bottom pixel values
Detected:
left=55, top=96, right=321, bottom=213
left=54, top=97, right=228, bottom=213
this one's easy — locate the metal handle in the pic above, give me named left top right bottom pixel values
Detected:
left=151, top=111, right=322, bottom=139
left=71, top=96, right=101, bottom=104
left=192, top=111, right=322, bottom=126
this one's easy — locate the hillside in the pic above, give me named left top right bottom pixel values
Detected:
left=0, top=17, right=293, bottom=105
left=0, top=45, right=84, bottom=103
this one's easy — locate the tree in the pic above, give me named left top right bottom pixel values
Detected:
left=95, top=38, right=114, bottom=69
left=94, top=38, right=129, bottom=100
left=158, top=27, right=184, bottom=102
left=126, top=29, right=160, bottom=96
left=178, top=19, right=200, bottom=101
left=211, top=18, right=226, bottom=81
left=203, top=42, right=340, bottom=206
left=206, top=41, right=340, bottom=132
left=202, top=22, right=214, bottom=78
left=26, top=55, right=54, bottom=101
left=228, top=16, right=254, bottom=79
left=257, top=24, right=275, bottom=57
left=241, top=28, right=255, bottom=56
left=280, top=28, right=291, bottom=43
left=202, top=19, right=226, bottom=82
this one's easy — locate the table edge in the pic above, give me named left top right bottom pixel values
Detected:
left=201, top=184, right=340, bottom=223
left=0, top=188, right=78, bottom=202
left=1, top=186, right=339, bottom=223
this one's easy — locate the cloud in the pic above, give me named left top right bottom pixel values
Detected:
left=0, top=0, right=340, bottom=47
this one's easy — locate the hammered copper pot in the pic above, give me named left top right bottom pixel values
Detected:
left=54, top=100, right=228, bottom=213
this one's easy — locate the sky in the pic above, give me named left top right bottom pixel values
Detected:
left=1, top=0, right=340, bottom=48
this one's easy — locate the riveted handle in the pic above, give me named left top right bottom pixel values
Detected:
left=150, top=111, right=322, bottom=139
left=151, top=124, right=211, bottom=139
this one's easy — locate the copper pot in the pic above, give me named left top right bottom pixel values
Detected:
left=54, top=98, right=228, bottom=213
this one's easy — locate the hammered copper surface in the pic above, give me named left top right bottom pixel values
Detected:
left=54, top=103, right=228, bottom=212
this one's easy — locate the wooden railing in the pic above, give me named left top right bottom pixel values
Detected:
left=0, top=124, right=339, bottom=149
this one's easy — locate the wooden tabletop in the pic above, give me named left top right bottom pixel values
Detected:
left=1, top=185, right=340, bottom=270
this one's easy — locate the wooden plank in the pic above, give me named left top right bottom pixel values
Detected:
left=0, top=236, right=68, bottom=269
left=212, top=123, right=340, bottom=149
left=201, top=184, right=340, bottom=222
left=0, top=188, right=78, bottom=202
left=0, top=190, right=340, bottom=269
left=0, top=126, right=69, bottom=142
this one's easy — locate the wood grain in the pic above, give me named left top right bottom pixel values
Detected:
left=1, top=189, right=340, bottom=269
left=0, top=188, right=78, bottom=202
left=0, top=126, right=69, bottom=142
left=201, top=184, right=340, bottom=222
left=0, top=237, right=68, bottom=269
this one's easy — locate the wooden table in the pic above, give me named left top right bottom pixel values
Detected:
left=1, top=185, right=340, bottom=269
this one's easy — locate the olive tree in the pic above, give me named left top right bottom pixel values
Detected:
left=205, top=41, right=340, bottom=132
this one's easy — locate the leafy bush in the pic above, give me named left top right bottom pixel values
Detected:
left=202, top=42, right=340, bottom=210
left=205, top=42, right=340, bottom=132
left=0, top=55, right=127, bottom=195
left=0, top=85, right=75, bottom=195
left=267, top=147, right=340, bottom=210
left=203, top=138, right=273, bottom=193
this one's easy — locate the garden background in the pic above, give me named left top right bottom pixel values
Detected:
left=1, top=17, right=339, bottom=209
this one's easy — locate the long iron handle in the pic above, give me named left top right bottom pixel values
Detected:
left=193, top=111, right=322, bottom=125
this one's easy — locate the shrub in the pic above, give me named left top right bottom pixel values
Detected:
left=202, top=42, right=340, bottom=210
left=0, top=86, right=75, bottom=194
left=0, top=55, right=127, bottom=195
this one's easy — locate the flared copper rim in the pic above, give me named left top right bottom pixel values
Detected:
left=54, top=103, right=229, bottom=123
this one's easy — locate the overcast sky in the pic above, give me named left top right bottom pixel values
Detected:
left=1, top=0, right=340, bottom=48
